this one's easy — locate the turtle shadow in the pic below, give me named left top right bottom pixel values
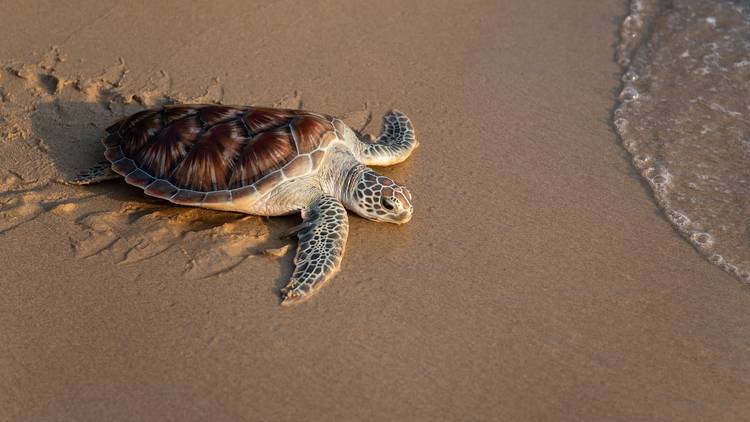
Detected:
left=31, top=99, right=144, bottom=183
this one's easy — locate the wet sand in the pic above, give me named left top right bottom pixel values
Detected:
left=1, top=1, right=748, bottom=421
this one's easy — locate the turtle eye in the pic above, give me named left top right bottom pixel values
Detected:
left=381, top=198, right=395, bottom=210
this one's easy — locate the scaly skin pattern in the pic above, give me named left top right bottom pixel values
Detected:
left=337, top=109, right=419, bottom=167
left=71, top=108, right=418, bottom=305
left=281, top=194, right=349, bottom=305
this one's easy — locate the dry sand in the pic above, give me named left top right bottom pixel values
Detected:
left=1, top=1, right=748, bottom=421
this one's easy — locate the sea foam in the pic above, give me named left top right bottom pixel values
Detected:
left=615, top=0, right=750, bottom=282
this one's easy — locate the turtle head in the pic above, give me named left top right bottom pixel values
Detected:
left=346, top=168, right=413, bottom=224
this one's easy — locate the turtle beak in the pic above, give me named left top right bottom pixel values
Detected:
left=390, top=189, right=413, bottom=224
left=391, top=209, right=413, bottom=224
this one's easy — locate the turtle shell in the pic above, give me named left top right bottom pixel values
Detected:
left=102, top=105, right=338, bottom=206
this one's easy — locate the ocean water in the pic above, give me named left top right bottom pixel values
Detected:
left=615, top=0, right=750, bottom=281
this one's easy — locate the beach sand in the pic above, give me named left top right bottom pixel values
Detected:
left=1, top=1, right=748, bottom=421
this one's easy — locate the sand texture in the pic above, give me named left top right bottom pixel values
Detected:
left=1, top=1, right=748, bottom=421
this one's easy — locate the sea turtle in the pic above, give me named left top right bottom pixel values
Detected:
left=70, top=104, right=417, bottom=305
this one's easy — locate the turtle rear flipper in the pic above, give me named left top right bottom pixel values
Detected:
left=66, top=160, right=121, bottom=185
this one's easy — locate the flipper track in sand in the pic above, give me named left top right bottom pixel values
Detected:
left=1, top=46, right=368, bottom=280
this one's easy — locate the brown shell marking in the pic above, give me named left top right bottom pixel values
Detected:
left=290, top=116, right=334, bottom=154
left=106, top=108, right=156, bottom=136
left=121, top=111, right=163, bottom=156
left=104, top=105, right=336, bottom=204
left=244, top=107, right=297, bottom=132
left=226, top=128, right=295, bottom=189
left=170, top=120, right=247, bottom=191
left=137, top=116, right=202, bottom=178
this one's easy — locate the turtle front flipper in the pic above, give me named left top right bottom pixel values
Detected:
left=356, top=110, right=418, bottom=166
left=281, top=194, right=349, bottom=305
left=65, top=160, right=121, bottom=185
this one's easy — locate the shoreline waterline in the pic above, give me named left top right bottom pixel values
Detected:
left=614, top=0, right=750, bottom=283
